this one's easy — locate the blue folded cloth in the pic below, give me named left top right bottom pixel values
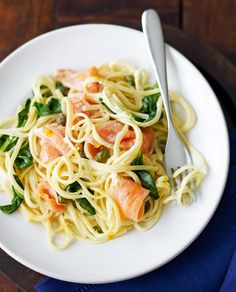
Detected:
left=36, top=129, right=236, bottom=292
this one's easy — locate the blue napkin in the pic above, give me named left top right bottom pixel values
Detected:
left=36, top=130, right=236, bottom=292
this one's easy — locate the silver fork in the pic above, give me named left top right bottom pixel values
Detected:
left=142, top=9, right=192, bottom=193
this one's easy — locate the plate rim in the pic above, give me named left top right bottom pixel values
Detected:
left=0, top=23, right=230, bottom=284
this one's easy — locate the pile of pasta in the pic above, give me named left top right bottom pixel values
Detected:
left=0, top=61, right=206, bottom=249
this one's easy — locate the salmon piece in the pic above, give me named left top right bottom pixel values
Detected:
left=87, top=143, right=101, bottom=158
left=96, top=121, right=135, bottom=145
left=34, top=125, right=71, bottom=162
left=84, top=137, right=102, bottom=159
left=72, top=117, right=83, bottom=126
left=38, top=181, right=66, bottom=213
left=40, top=141, right=62, bottom=162
left=141, top=127, right=155, bottom=154
left=96, top=121, right=154, bottom=153
left=70, top=95, right=86, bottom=114
left=87, top=82, right=100, bottom=93
left=86, top=67, right=100, bottom=92
left=89, top=66, right=98, bottom=76
left=55, top=69, right=77, bottom=88
left=69, top=93, right=100, bottom=118
left=110, top=176, right=149, bottom=222
left=120, top=138, right=135, bottom=150
left=55, top=66, right=99, bottom=91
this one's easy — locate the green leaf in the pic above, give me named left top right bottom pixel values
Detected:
left=158, top=140, right=166, bottom=154
left=131, top=152, right=159, bottom=200
left=0, top=135, right=18, bottom=152
left=40, top=85, right=52, bottom=98
left=17, top=98, right=31, bottom=127
left=124, top=75, right=135, bottom=86
left=94, top=148, right=110, bottom=163
left=65, top=181, right=82, bottom=193
left=66, top=181, right=96, bottom=215
left=58, top=196, right=67, bottom=204
left=14, top=145, right=33, bottom=170
left=128, top=112, right=145, bottom=122
left=0, top=175, right=24, bottom=214
left=144, top=200, right=150, bottom=213
left=130, top=84, right=160, bottom=123
left=140, top=92, right=160, bottom=122
left=136, top=170, right=159, bottom=200
left=76, top=198, right=96, bottom=215
left=0, top=135, right=8, bottom=148
left=99, top=98, right=116, bottom=114
left=131, top=151, right=143, bottom=165
left=0, top=193, right=23, bottom=214
left=55, top=81, right=70, bottom=96
left=144, top=83, right=158, bottom=91
left=79, top=150, right=87, bottom=159
left=34, top=98, right=62, bottom=117
left=13, top=175, right=24, bottom=199
left=94, top=225, right=103, bottom=233
left=0, top=99, right=31, bottom=153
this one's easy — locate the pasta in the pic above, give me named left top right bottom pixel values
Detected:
left=0, top=61, right=206, bottom=249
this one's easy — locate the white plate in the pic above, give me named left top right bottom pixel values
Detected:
left=0, top=24, right=229, bottom=283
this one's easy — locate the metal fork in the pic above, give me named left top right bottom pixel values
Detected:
left=142, top=9, right=192, bottom=193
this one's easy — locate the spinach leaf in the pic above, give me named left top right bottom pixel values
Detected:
left=130, top=84, right=160, bottom=123
left=140, top=92, right=160, bottom=122
left=144, top=200, right=150, bottom=213
left=66, top=181, right=96, bottom=215
left=158, top=140, right=166, bottom=154
left=66, top=181, right=82, bottom=192
left=13, top=175, right=24, bottom=199
left=94, top=225, right=103, bottom=233
left=77, top=142, right=87, bottom=159
left=141, top=93, right=159, bottom=115
left=0, top=135, right=18, bottom=152
left=131, top=151, right=143, bottom=165
left=40, top=85, right=52, bottom=98
left=0, top=99, right=32, bottom=153
left=14, top=175, right=24, bottom=189
left=127, top=112, right=145, bottom=122
left=76, top=198, right=95, bottom=215
left=55, top=81, right=70, bottom=96
left=131, top=152, right=159, bottom=200
left=0, top=175, right=24, bottom=214
left=0, top=193, right=23, bottom=214
left=58, top=196, right=67, bottom=204
left=17, top=98, right=31, bottom=127
left=136, top=170, right=159, bottom=200
left=14, top=145, right=33, bottom=170
left=94, top=148, right=110, bottom=163
left=99, top=98, right=116, bottom=114
left=34, top=98, right=62, bottom=117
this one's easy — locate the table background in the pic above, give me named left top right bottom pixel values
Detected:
left=1, top=0, right=236, bottom=66
left=0, top=0, right=236, bottom=291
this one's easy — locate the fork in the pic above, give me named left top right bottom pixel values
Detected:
left=142, top=9, right=193, bottom=193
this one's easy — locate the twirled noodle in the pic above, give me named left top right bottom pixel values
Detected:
left=0, top=60, right=206, bottom=249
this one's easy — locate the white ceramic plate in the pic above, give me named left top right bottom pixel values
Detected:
left=0, top=24, right=229, bottom=283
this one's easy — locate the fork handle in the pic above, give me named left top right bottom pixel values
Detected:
left=142, top=9, right=173, bottom=128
